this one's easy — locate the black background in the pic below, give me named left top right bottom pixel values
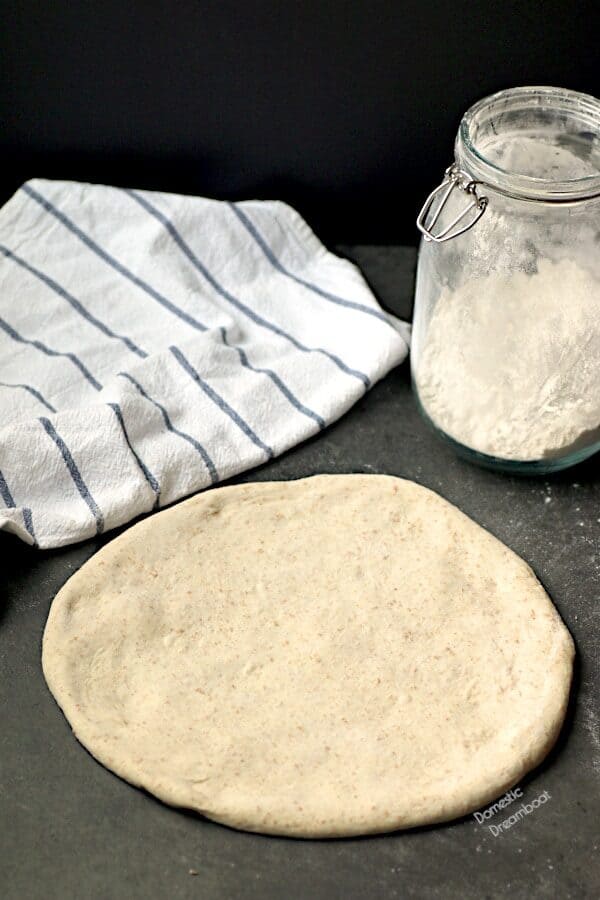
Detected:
left=1, top=1, right=599, bottom=244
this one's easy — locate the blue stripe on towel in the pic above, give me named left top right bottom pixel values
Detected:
left=228, top=202, right=393, bottom=327
left=21, top=184, right=209, bottom=334
left=0, top=468, right=38, bottom=545
left=0, top=316, right=102, bottom=391
left=39, top=417, right=105, bottom=534
left=124, top=189, right=370, bottom=388
left=0, top=380, right=56, bottom=413
left=0, top=469, right=15, bottom=507
left=108, top=402, right=161, bottom=509
left=117, top=372, right=219, bottom=484
left=22, top=509, right=37, bottom=544
left=218, top=327, right=326, bottom=431
left=170, top=345, right=274, bottom=460
left=0, top=245, right=148, bottom=359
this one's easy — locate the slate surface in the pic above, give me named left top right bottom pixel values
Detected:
left=1, top=246, right=598, bottom=900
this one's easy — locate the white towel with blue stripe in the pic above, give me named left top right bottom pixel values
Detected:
left=0, top=180, right=409, bottom=548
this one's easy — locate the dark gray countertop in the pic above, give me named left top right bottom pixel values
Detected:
left=1, top=247, right=599, bottom=900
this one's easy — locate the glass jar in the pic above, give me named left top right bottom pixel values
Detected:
left=411, top=86, right=600, bottom=474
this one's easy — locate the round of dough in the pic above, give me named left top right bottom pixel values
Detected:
left=43, top=475, right=574, bottom=837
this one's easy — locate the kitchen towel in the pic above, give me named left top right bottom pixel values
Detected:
left=0, top=180, right=410, bottom=548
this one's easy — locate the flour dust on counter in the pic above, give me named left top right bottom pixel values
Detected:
left=42, top=474, right=574, bottom=838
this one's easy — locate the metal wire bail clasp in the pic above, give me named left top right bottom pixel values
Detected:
left=417, top=164, right=488, bottom=242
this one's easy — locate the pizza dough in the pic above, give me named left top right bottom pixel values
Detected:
left=42, top=475, right=574, bottom=837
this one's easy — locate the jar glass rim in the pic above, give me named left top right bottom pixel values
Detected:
left=457, top=86, right=600, bottom=201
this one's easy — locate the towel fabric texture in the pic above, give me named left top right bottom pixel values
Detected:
left=0, top=180, right=409, bottom=548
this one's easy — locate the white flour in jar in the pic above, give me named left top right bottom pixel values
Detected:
left=415, top=258, right=600, bottom=461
